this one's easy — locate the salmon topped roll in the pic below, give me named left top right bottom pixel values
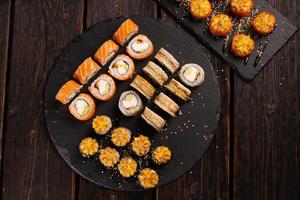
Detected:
left=55, top=80, right=82, bottom=104
left=68, top=93, right=95, bottom=121
left=113, top=18, right=139, bottom=46
left=73, top=57, right=101, bottom=84
left=94, top=39, right=119, bottom=66
left=88, top=74, right=116, bottom=101
left=126, top=34, right=154, bottom=60
left=108, top=54, right=135, bottom=81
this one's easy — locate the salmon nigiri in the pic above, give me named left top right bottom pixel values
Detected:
left=55, top=80, right=83, bottom=104
left=73, top=57, right=101, bottom=84
left=113, top=19, right=139, bottom=46
left=94, top=39, right=119, bottom=66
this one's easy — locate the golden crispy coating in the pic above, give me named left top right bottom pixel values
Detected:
left=252, top=12, right=276, bottom=35
left=138, top=168, right=159, bottom=189
left=99, top=147, right=120, bottom=168
left=131, top=135, right=151, bottom=156
left=118, top=157, right=137, bottom=177
left=79, top=137, right=99, bottom=157
left=209, top=14, right=233, bottom=36
left=111, top=127, right=131, bottom=147
left=190, top=0, right=212, bottom=20
left=231, top=34, right=255, bottom=57
left=152, top=146, right=172, bottom=165
left=92, top=115, right=112, bottom=135
left=230, top=0, right=253, bottom=17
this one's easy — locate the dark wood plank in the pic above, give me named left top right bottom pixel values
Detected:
left=233, top=0, right=300, bottom=199
left=156, top=11, right=231, bottom=200
left=2, top=0, right=84, bottom=199
left=78, top=0, right=157, bottom=199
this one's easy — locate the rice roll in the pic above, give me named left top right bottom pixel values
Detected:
left=164, top=79, right=191, bottom=101
left=179, top=63, right=205, bottom=87
left=92, top=115, right=112, bottom=135
left=108, top=54, right=135, bottom=81
left=68, top=93, right=95, bottom=121
left=73, top=57, right=101, bottom=84
left=88, top=74, right=116, bottom=101
left=155, top=48, right=179, bottom=74
left=55, top=80, right=82, bottom=104
left=154, top=92, right=179, bottom=117
left=113, top=18, right=139, bottom=46
left=126, top=34, right=154, bottom=60
left=141, top=107, right=166, bottom=131
left=94, top=39, right=119, bottom=66
left=142, top=61, right=168, bottom=86
left=118, top=90, right=143, bottom=116
left=130, top=75, right=156, bottom=100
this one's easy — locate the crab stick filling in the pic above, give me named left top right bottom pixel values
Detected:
left=74, top=99, right=89, bottom=116
left=122, top=94, right=138, bottom=109
left=131, top=39, right=149, bottom=53
left=183, top=66, right=200, bottom=82
left=96, top=80, right=110, bottom=96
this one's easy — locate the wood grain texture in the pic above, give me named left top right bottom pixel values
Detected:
left=1, top=0, right=84, bottom=199
left=233, top=0, right=300, bottom=199
left=156, top=11, right=231, bottom=200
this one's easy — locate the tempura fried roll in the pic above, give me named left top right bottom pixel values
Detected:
left=94, top=39, right=119, bottom=66
left=113, top=18, right=139, bottom=46
left=73, top=57, right=101, bottom=84
left=55, top=80, right=82, bottom=104
left=130, top=75, right=156, bottom=100
left=68, top=93, right=95, bottom=121
left=141, top=107, right=166, bottom=132
left=154, top=92, right=179, bottom=117
left=154, top=48, right=179, bottom=74
left=142, top=61, right=168, bottom=86
left=164, top=79, right=191, bottom=101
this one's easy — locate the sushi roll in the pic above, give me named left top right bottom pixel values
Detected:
left=178, top=63, right=205, bottom=87
left=73, top=57, right=101, bottom=84
left=130, top=75, right=156, bottom=100
left=142, top=61, right=168, bottom=86
left=108, top=54, right=135, bottom=81
left=99, top=147, right=120, bottom=168
left=111, top=127, right=132, bottom=147
left=68, top=93, right=95, bottom=121
left=92, top=115, right=112, bottom=135
left=155, top=48, right=179, bottom=74
left=113, top=18, right=139, bottom=46
left=117, top=157, right=137, bottom=178
left=131, top=135, right=151, bottom=156
left=141, top=107, right=166, bottom=132
left=138, top=168, right=159, bottom=189
left=88, top=74, right=116, bottom=101
left=118, top=90, right=143, bottom=117
left=79, top=137, right=99, bottom=157
left=55, top=80, right=82, bottom=104
left=164, top=79, right=191, bottom=101
left=152, top=146, right=172, bottom=165
left=94, top=39, right=119, bottom=66
left=126, top=34, right=154, bottom=60
left=154, top=92, right=179, bottom=117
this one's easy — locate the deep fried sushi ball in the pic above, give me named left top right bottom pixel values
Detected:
left=152, top=146, right=172, bottom=165
left=251, top=12, right=276, bottom=35
left=231, top=34, right=255, bottom=57
left=99, top=147, right=120, bottom=168
left=79, top=137, right=99, bottom=157
left=230, top=0, right=254, bottom=17
left=117, top=157, right=137, bottom=178
left=190, top=0, right=212, bottom=20
left=209, top=14, right=233, bottom=36
left=92, top=115, right=112, bottom=135
left=111, top=127, right=131, bottom=147
left=131, top=135, right=151, bottom=156
left=138, top=168, right=159, bottom=189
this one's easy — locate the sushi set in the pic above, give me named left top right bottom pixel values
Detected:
left=44, top=16, right=220, bottom=191
left=156, top=0, right=297, bottom=81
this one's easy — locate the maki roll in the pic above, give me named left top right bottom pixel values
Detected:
left=108, top=54, right=135, bottom=81
left=55, top=80, right=82, bottom=104
left=131, top=135, right=151, bottom=156
left=68, top=93, right=95, bottom=121
left=178, top=63, right=205, bottom=87
left=73, top=57, right=101, bottom=84
left=113, top=18, right=139, bottom=46
left=155, top=48, right=179, bottom=74
left=79, top=137, right=99, bottom=157
left=154, top=92, right=179, bottom=117
left=138, top=168, right=159, bottom=189
left=117, top=157, right=137, bottom=178
left=152, top=146, right=172, bottom=165
left=118, top=90, right=143, bottom=117
left=111, top=127, right=132, bottom=147
left=92, top=115, right=112, bottom=135
left=126, top=34, right=153, bottom=60
left=142, top=61, right=168, bottom=86
left=94, top=39, right=119, bottom=66
left=99, top=147, right=120, bottom=168
left=130, top=75, right=156, bottom=100
left=141, top=107, right=166, bottom=131
left=88, top=74, right=116, bottom=101
left=164, top=79, right=191, bottom=101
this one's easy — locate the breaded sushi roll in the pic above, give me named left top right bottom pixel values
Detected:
left=79, top=137, right=99, bottom=157
left=155, top=48, right=179, bottom=74
left=118, top=157, right=137, bottom=178
left=130, top=75, right=156, bottom=100
left=92, top=115, right=112, bottom=135
left=154, top=92, right=179, bottom=117
left=113, top=18, right=139, bottom=46
left=152, top=146, right=172, bottom=165
left=108, top=54, right=135, bottom=81
left=99, top=147, right=120, bottom=168
left=164, top=79, right=191, bottom=101
left=141, top=107, right=166, bottom=132
left=88, top=74, right=116, bottom=101
left=73, top=57, right=101, bottom=84
left=126, top=34, right=154, bottom=60
left=111, top=127, right=132, bottom=147
left=142, top=61, right=168, bottom=86
left=179, top=63, right=205, bottom=87
left=94, top=39, right=119, bottom=66
left=131, top=135, right=151, bottom=156
left=138, top=168, right=159, bottom=189
left=55, top=80, right=82, bottom=104
left=68, top=93, right=95, bottom=121
left=118, top=90, right=143, bottom=117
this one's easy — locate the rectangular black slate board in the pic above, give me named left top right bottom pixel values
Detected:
left=155, top=0, right=297, bottom=81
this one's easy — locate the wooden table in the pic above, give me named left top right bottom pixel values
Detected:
left=0, top=0, right=299, bottom=199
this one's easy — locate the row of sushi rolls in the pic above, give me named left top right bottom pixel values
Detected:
left=55, top=18, right=205, bottom=189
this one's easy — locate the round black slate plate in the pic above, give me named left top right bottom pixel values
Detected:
left=44, top=16, right=220, bottom=191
